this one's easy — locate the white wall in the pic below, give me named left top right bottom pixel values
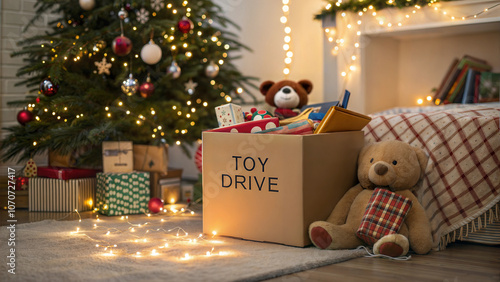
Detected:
left=215, top=0, right=325, bottom=103
left=1, top=0, right=53, bottom=174
left=170, top=0, right=326, bottom=179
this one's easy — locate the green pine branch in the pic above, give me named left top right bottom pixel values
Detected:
left=2, top=0, right=258, bottom=167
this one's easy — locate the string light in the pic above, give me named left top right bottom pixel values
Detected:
left=20, top=1, right=225, bottom=152
left=281, top=0, right=293, bottom=78
left=324, top=1, right=500, bottom=93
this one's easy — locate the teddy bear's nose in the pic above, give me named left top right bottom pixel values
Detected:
left=374, top=163, right=388, bottom=176
left=282, top=87, right=291, bottom=94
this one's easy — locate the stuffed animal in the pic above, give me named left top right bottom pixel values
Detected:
left=259, top=79, right=313, bottom=119
left=309, top=140, right=433, bottom=257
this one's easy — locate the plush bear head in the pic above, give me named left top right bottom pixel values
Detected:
left=259, top=80, right=313, bottom=109
left=357, top=140, right=428, bottom=192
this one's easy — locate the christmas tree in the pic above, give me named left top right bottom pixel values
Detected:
left=1, top=0, right=256, bottom=167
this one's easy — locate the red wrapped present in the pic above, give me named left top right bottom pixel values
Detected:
left=206, top=117, right=279, bottom=133
left=37, top=166, right=101, bottom=180
left=356, top=188, right=412, bottom=246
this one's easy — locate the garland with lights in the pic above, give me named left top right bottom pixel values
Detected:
left=319, top=0, right=500, bottom=106
left=1, top=0, right=258, bottom=166
left=315, top=0, right=454, bottom=18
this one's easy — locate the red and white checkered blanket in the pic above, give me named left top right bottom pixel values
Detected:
left=363, top=104, right=500, bottom=250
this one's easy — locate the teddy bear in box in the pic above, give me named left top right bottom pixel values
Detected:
left=259, top=80, right=313, bottom=119
left=309, top=140, right=433, bottom=257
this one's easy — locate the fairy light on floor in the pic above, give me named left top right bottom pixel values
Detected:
left=65, top=202, right=233, bottom=261
left=323, top=1, right=500, bottom=100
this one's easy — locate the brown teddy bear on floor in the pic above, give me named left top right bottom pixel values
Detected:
left=259, top=80, right=313, bottom=119
left=309, top=140, right=433, bottom=257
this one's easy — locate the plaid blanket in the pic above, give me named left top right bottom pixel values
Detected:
left=364, top=104, right=500, bottom=249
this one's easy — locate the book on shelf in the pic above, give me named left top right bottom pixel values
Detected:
left=433, top=58, right=459, bottom=102
left=435, top=55, right=492, bottom=104
left=479, top=72, right=500, bottom=103
left=474, top=72, right=481, bottom=103
left=461, top=68, right=480, bottom=104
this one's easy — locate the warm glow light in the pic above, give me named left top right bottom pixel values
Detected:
left=426, top=95, right=432, bottom=101
left=417, top=98, right=424, bottom=105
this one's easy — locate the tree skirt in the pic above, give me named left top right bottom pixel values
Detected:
left=0, top=213, right=364, bottom=281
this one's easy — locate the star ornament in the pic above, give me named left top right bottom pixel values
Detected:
left=184, top=79, right=198, bottom=95
left=95, top=57, right=112, bottom=75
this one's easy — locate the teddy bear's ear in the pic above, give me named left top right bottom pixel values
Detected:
left=259, top=81, right=275, bottom=96
left=298, top=80, right=313, bottom=94
left=412, top=146, right=428, bottom=178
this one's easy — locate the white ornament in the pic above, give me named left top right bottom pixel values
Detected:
left=118, top=8, right=128, bottom=20
left=136, top=8, right=150, bottom=24
left=205, top=61, right=220, bottom=78
left=95, top=57, right=112, bottom=75
left=79, top=0, right=95, bottom=11
left=140, top=40, right=162, bottom=65
left=151, top=0, right=165, bottom=12
left=184, top=79, right=198, bottom=95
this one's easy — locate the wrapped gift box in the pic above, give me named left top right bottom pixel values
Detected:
left=37, top=166, right=101, bottom=180
left=202, top=131, right=364, bottom=247
left=133, top=144, right=169, bottom=173
left=207, top=118, right=279, bottom=133
left=149, top=168, right=183, bottom=199
left=96, top=172, right=150, bottom=216
left=29, top=178, right=96, bottom=212
left=102, top=141, right=133, bottom=173
left=215, top=103, right=245, bottom=127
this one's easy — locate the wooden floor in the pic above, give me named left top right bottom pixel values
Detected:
left=1, top=209, right=499, bottom=282
left=266, top=242, right=500, bottom=282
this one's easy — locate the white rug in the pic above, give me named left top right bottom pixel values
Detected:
left=0, top=212, right=365, bottom=281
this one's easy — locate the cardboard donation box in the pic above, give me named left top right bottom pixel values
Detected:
left=202, top=131, right=364, bottom=247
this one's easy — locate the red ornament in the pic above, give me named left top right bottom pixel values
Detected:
left=139, top=76, right=155, bottom=98
left=15, top=177, right=29, bottom=191
left=148, top=197, right=164, bottom=213
left=36, top=97, right=41, bottom=103
left=112, top=35, right=132, bottom=56
left=17, top=109, right=34, bottom=125
left=125, top=3, right=132, bottom=11
left=40, top=78, right=59, bottom=96
left=177, top=16, right=194, bottom=34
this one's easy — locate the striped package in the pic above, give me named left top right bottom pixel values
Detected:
left=256, top=119, right=314, bottom=135
left=29, top=178, right=96, bottom=212
left=356, top=188, right=413, bottom=245
left=96, top=172, right=150, bottom=216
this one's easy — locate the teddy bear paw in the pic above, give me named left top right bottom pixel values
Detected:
left=373, top=234, right=409, bottom=257
left=310, top=226, right=332, bottom=249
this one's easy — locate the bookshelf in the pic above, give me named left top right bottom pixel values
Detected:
left=325, top=0, right=500, bottom=114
